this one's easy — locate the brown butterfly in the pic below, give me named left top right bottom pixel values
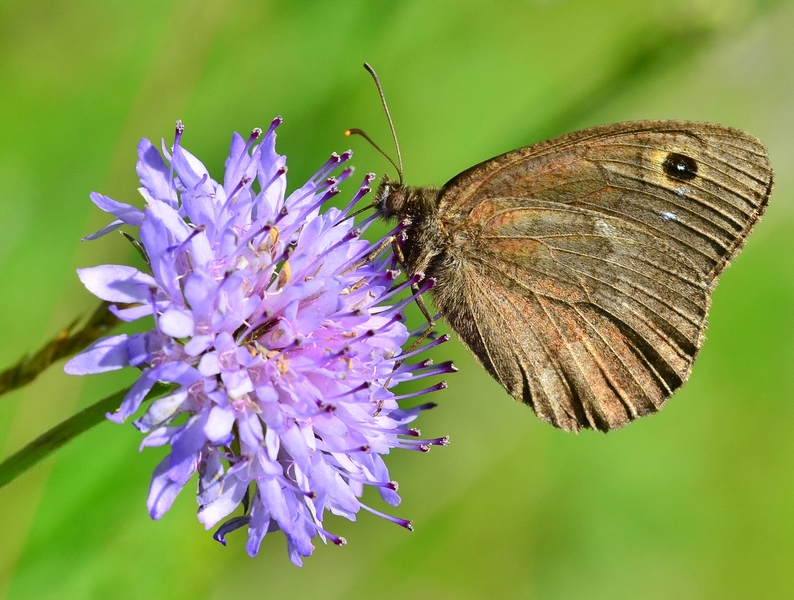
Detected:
left=356, top=69, right=773, bottom=433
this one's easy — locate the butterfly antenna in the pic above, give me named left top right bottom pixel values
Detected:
left=344, top=127, right=401, bottom=180
left=363, top=62, right=403, bottom=185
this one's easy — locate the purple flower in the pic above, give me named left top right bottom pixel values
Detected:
left=66, top=119, right=452, bottom=565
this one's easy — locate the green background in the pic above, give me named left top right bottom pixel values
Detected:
left=1, top=0, right=793, bottom=598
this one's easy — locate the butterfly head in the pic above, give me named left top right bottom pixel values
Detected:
left=374, top=175, right=408, bottom=222
left=374, top=174, right=440, bottom=224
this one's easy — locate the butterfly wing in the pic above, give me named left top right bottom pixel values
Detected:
left=431, top=121, right=772, bottom=432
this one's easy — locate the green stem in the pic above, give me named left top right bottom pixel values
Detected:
left=0, top=302, right=122, bottom=399
left=0, top=382, right=171, bottom=489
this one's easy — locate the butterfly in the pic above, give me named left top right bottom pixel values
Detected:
left=347, top=63, right=773, bottom=432
left=355, top=68, right=773, bottom=432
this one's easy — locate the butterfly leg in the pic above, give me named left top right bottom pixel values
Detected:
left=391, top=237, right=436, bottom=350
left=340, top=234, right=395, bottom=275
left=341, top=225, right=436, bottom=357
left=372, top=240, right=440, bottom=415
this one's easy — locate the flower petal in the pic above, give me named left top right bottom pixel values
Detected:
left=64, top=334, right=129, bottom=375
left=134, top=389, right=190, bottom=432
left=159, top=307, right=195, bottom=338
left=245, top=500, right=272, bottom=557
left=81, top=219, right=124, bottom=241
left=108, top=362, right=202, bottom=423
left=137, top=138, right=175, bottom=207
left=147, top=455, right=187, bottom=519
left=198, top=472, right=247, bottom=528
left=173, top=144, right=211, bottom=192
left=89, top=192, right=144, bottom=225
left=203, top=405, right=235, bottom=444
left=77, top=265, right=156, bottom=303
left=166, top=412, right=207, bottom=485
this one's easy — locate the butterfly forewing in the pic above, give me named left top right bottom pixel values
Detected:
left=431, top=121, right=772, bottom=432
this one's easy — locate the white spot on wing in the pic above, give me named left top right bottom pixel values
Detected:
left=662, top=211, right=678, bottom=221
left=595, top=219, right=613, bottom=236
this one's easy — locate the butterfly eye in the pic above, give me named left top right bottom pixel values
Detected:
left=662, top=152, right=698, bottom=181
left=383, top=185, right=407, bottom=216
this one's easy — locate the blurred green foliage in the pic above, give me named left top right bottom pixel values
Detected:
left=1, top=0, right=793, bottom=598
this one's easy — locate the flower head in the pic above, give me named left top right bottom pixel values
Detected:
left=66, top=118, right=452, bottom=565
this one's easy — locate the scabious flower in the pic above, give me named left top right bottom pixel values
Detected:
left=65, top=118, right=452, bottom=565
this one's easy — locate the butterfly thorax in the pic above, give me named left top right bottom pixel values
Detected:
left=374, top=176, right=448, bottom=277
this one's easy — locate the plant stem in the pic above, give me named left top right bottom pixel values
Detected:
left=0, top=382, right=171, bottom=489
